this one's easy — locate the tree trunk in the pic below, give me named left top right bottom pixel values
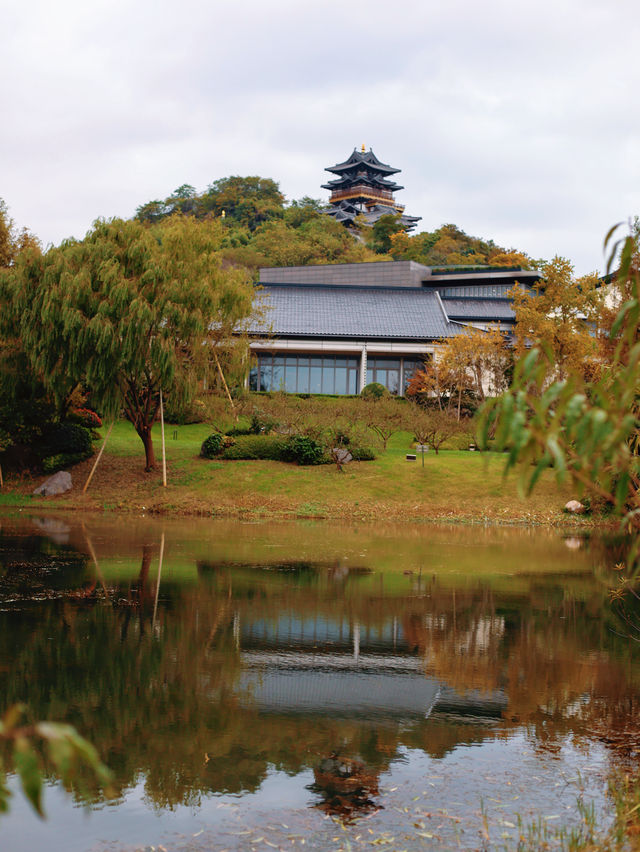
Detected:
left=138, top=426, right=156, bottom=471
left=137, top=545, right=153, bottom=600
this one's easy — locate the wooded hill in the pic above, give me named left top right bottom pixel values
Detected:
left=133, top=176, right=536, bottom=271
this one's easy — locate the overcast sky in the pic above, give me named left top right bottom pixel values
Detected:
left=3, top=0, right=638, bottom=273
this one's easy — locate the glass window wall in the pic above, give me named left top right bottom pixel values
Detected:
left=367, top=356, right=431, bottom=395
left=367, top=358, right=401, bottom=395
left=402, top=357, right=430, bottom=393
left=250, top=353, right=359, bottom=395
left=249, top=353, right=432, bottom=396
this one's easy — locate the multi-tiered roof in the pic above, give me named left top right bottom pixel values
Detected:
left=323, top=147, right=421, bottom=231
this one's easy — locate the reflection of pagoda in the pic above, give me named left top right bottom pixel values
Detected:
left=322, top=146, right=421, bottom=231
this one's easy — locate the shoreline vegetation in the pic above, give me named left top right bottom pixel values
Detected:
left=1, top=419, right=603, bottom=526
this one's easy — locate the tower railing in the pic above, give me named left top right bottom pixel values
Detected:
left=329, top=185, right=396, bottom=203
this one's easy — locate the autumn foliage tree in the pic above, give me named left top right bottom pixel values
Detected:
left=408, top=327, right=510, bottom=419
left=480, top=224, right=640, bottom=560
left=510, top=256, right=603, bottom=379
left=6, top=217, right=253, bottom=471
left=389, top=223, right=535, bottom=269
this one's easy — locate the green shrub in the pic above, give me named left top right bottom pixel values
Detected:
left=42, top=451, right=91, bottom=474
left=42, top=423, right=93, bottom=457
left=350, top=446, right=376, bottom=461
left=284, top=435, right=325, bottom=465
left=220, top=435, right=289, bottom=460
left=361, top=382, right=389, bottom=400
left=201, top=432, right=225, bottom=459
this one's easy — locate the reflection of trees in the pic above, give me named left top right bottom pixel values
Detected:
left=0, top=545, right=244, bottom=808
left=403, top=579, right=640, bottom=756
left=0, top=537, right=639, bottom=814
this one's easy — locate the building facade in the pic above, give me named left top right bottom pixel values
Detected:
left=248, top=261, right=538, bottom=396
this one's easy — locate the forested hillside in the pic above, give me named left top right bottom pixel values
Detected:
left=133, top=177, right=535, bottom=271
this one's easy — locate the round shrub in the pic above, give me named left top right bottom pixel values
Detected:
left=361, top=382, right=389, bottom=400
left=43, top=423, right=93, bottom=456
left=285, top=435, right=325, bottom=466
left=200, top=432, right=227, bottom=459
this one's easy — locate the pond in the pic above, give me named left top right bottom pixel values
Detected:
left=0, top=514, right=638, bottom=851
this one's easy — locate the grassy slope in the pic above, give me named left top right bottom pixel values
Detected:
left=5, top=420, right=587, bottom=524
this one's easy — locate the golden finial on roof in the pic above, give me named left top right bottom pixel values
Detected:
left=361, top=143, right=366, bottom=152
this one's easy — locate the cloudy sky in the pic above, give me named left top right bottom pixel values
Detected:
left=3, top=0, right=638, bottom=273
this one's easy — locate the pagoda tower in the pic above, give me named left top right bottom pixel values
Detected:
left=322, top=146, right=421, bottom=231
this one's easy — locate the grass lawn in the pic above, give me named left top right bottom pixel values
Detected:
left=9, top=419, right=587, bottom=524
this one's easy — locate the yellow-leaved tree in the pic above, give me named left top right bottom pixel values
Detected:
left=408, top=327, right=510, bottom=419
left=510, top=256, right=603, bottom=380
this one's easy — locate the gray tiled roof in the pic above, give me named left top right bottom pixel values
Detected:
left=249, top=285, right=465, bottom=340
left=441, top=298, right=515, bottom=321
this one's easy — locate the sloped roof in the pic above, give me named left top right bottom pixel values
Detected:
left=324, top=201, right=421, bottom=230
left=325, top=148, right=401, bottom=176
left=441, top=298, right=515, bottom=322
left=249, top=284, right=464, bottom=341
left=322, top=173, right=403, bottom=191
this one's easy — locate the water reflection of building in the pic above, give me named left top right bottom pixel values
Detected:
left=233, top=612, right=507, bottom=722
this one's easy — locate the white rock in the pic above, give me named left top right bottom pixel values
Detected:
left=564, top=500, right=586, bottom=514
left=33, top=471, right=73, bottom=496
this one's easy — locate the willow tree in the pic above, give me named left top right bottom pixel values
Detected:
left=7, top=216, right=253, bottom=470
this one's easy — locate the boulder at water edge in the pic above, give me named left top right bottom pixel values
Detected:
left=564, top=499, right=586, bottom=514
left=33, top=471, right=72, bottom=496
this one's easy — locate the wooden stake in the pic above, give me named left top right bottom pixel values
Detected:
left=82, top=525, right=110, bottom=598
left=82, top=421, right=114, bottom=494
left=213, top=349, right=237, bottom=421
left=152, top=532, right=165, bottom=630
left=160, top=389, right=167, bottom=487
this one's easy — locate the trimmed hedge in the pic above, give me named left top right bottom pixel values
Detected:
left=219, top=434, right=289, bottom=460
left=207, top=433, right=376, bottom=464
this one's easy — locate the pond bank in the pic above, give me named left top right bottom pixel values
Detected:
left=0, top=421, right=608, bottom=527
left=3, top=453, right=599, bottom=526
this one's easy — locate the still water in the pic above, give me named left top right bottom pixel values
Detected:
left=0, top=515, right=638, bottom=851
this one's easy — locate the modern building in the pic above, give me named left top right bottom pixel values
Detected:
left=248, top=260, right=539, bottom=396
left=323, top=146, right=421, bottom=231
